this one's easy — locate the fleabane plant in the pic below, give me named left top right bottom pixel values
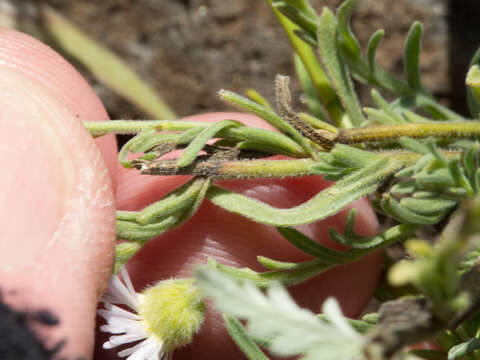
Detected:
left=86, top=0, right=480, bottom=359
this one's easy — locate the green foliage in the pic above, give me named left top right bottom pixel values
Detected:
left=223, top=315, right=270, bottom=360
left=317, top=7, right=365, bottom=127
left=467, top=49, right=480, bottom=119
left=195, top=267, right=365, bottom=360
left=207, top=156, right=402, bottom=226
left=448, top=337, right=480, bottom=360
left=84, top=0, right=480, bottom=358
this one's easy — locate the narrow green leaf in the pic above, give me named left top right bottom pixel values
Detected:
left=277, top=227, right=359, bottom=263
left=173, top=178, right=211, bottom=227
left=116, top=211, right=138, bottom=221
left=177, top=120, right=242, bottom=167
left=400, top=197, right=457, bottom=216
left=395, top=156, right=432, bottom=178
left=317, top=8, right=365, bottom=127
left=118, top=127, right=157, bottom=168
left=371, top=66, right=414, bottom=96
left=223, top=314, right=270, bottom=360
left=415, top=170, right=456, bottom=190
left=136, top=178, right=205, bottom=224
left=313, top=144, right=385, bottom=175
left=343, top=208, right=357, bottom=238
left=219, top=90, right=316, bottom=158
left=397, top=137, right=430, bottom=154
left=391, top=180, right=417, bottom=195
left=381, top=194, right=445, bottom=225
left=366, top=29, right=385, bottom=73
left=130, top=133, right=178, bottom=153
left=316, top=314, right=375, bottom=334
left=273, top=3, right=317, bottom=38
left=294, top=54, right=327, bottom=120
left=362, top=313, right=380, bottom=324
left=114, top=242, right=142, bottom=273
left=404, top=21, right=425, bottom=92
left=402, top=109, right=431, bottom=123
left=271, top=0, right=318, bottom=21
left=299, top=112, right=338, bottom=132
left=41, top=6, right=176, bottom=119
left=267, top=0, right=345, bottom=124
left=467, top=65, right=480, bottom=120
left=175, top=127, right=206, bottom=145
left=207, top=157, right=402, bottom=226
left=448, top=337, right=480, bottom=360
left=336, top=0, right=361, bottom=60
left=409, top=349, right=446, bottom=360
left=363, top=108, right=398, bottom=125
left=396, top=93, right=465, bottom=121
left=257, top=256, right=299, bottom=270
left=448, top=159, right=474, bottom=196
left=328, top=224, right=419, bottom=250
left=466, top=65, right=480, bottom=102
left=212, top=258, right=331, bottom=288
left=116, top=216, right=178, bottom=241
left=467, top=48, right=480, bottom=119
left=245, top=89, right=274, bottom=110
left=371, top=89, right=406, bottom=124
left=225, top=126, right=307, bottom=157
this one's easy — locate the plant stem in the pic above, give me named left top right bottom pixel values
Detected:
left=135, top=158, right=321, bottom=179
left=84, top=120, right=201, bottom=137
left=378, top=149, right=462, bottom=166
left=338, top=122, right=480, bottom=144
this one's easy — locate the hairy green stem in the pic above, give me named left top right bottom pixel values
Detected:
left=135, top=158, right=321, bottom=179
left=84, top=120, right=199, bottom=137
left=338, top=122, right=480, bottom=144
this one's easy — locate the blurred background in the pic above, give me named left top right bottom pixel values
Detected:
left=1, top=0, right=479, bottom=120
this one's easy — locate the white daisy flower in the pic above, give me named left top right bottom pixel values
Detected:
left=98, top=268, right=205, bottom=360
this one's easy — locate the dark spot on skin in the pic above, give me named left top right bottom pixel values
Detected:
left=0, top=295, right=65, bottom=359
left=32, top=310, right=59, bottom=326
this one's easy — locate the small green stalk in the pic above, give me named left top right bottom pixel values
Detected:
left=338, top=122, right=480, bottom=144
left=84, top=120, right=201, bottom=137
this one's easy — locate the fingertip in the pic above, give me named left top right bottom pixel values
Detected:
left=0, top=28, right=118, bottom=181
left=0, top=30, right=117, bottom=357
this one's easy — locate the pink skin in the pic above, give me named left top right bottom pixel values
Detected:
left=0, top=29, right=383, bottom=359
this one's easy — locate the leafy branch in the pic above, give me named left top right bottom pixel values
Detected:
left=82, top=0, right=480, bottom=358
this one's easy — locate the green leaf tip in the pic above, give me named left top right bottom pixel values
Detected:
left=467, top=65, right=480, bottom=105
left=317, top=7, right=365, bottom=127
left=404, top=21, right=425, bottom=93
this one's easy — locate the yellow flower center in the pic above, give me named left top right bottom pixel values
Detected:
left=139, top=278, right=205, bottom=350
